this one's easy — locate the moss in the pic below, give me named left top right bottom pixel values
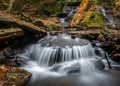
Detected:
left=96, top=0, right=112, bottom=5
left=43, top=0, right=68, bottom=16
left=0, top=0, right=9, bottom=7
left=82, top=12, right=105, bottom=27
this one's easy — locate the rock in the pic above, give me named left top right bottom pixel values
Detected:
left=51, top=62, right=80, bottom=74
left=33, top=19, right=63, bottom=31
left=115, top=38, right=120, bottom=45
left=57, top=13, right=67, bottom=18
left=95, top=61, right=105, bottom=70
left=0, top=55, right=5, bottom=59
left=3, top=47, right=15, bottom=59
left=80, top=34, right=95, bottom=41
left=112, top=54, right=120, bottom=62
left=15, top=55, right=30, bottom=65
left=100, top=42, right=116, bottom=54
left=68, top=30, right=101, bottom=41
left=0, top=65, right=31, bottom=86
left=97, top=34, right=105, bottom=42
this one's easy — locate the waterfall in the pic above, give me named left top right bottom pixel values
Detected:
left=18, top=34, right=106, bottom=75
left=59, top=6, right=79, bottom=27
left=100, top=6, right=115, bottom=27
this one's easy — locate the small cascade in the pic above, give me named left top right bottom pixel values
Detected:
left=19, top=34, right=106, bottom=75
left=59, top=6, right=79, bottom=27
left=100, top=6, right=116, bottom=27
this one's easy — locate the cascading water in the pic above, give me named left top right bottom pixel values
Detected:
left=18, top=34, right=106, bottom=77
left=59, top=6, right=79, bottom=27
left=100, top=6, right=116, bottom=27
left=16, top=3, right=120, bottom=86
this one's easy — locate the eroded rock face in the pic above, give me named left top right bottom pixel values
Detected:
left=0, top=65, right=31, bottom=86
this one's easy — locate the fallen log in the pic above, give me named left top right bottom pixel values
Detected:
left=0, top=28, right=24, bottom=42
left=0, top=18, right=47, bottom=34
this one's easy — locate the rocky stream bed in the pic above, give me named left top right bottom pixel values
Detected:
left=0, top=0, right=120, bottom=86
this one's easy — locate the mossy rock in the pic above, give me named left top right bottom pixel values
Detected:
left=82, top=12, right=105, bottom=27
left=0, top=65, right=31, bottom=86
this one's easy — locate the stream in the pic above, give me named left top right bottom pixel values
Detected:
left=20, top=34, right=120, bottom=86
left=15, top=5, right=120, bottom=86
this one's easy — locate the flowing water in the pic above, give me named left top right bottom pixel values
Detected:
left=18, top=5, right=120, bottom=86
left=15, top=34, right=115, bottom=86
left=17, top=34, right=120, bottom=86
left=59, top=6, right=79, bottom=27
left=100, top=6, right=116, bottom=27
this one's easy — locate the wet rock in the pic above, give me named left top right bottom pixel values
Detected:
left=97, top=34, right=105, bottom=42
left=80, top=34, right=95, bottom=41
left=66, top=63, right=80, bottom=74
left=3, top=48, right=14, bottom=59
left=0, top=65, right=31, bottom=86
left=95, top=61, right=105, bottom=70
left=51, top=62, right=80, bottom=74
left=57, top=13, right=67, bottom=18
left=111, top=54, right=120, bottom=62
left=100, top=43, right=116, bottom=54
left=0, top=55, right=5, bottom=59
left=2, top=47, right=16, bottom=59
left=71, top=35, right=76, bottom=39
left=91, top=58, right=105, bottom=70
left=15, top=55, right=30, bottom=65
left=115, top=38, right=120, bottom=45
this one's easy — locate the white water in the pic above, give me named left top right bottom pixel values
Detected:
left=100, top=6, right=115, bottom=27
left=59, top=6, right=79, bottom=27
left=18, top=34, right=106, bottom=78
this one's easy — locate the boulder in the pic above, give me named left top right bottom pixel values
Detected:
left=112, top=54, right=120, bottom=62
left=51, top=62, right=80, bottom=74
left=0, top=65, right=31, bottom=86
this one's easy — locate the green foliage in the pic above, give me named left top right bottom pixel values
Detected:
left=43, top=0, right=68, bottom=15
left=96, top=0, right=112, bottom=5
left=0, top=0, right=16, bottom=8
left=83, top=12, right=105, bottom=27
left=0, top=0, right=9, bottom=6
